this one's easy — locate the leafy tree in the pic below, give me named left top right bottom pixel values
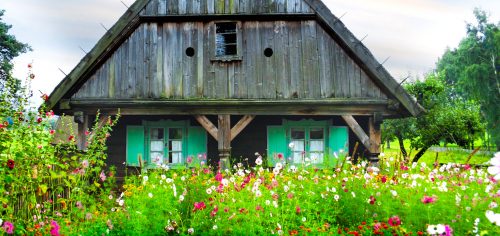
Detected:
left=382, top=76, right=485, bottom=162
left=436, top=9, right=499, bottom=150
left=0, top=9, right=31, bottom=110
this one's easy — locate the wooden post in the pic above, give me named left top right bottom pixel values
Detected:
left=74, top=111, right=88, bottom=150
left=368, top=116, right=382, bottom=165
left=218, top=115, right=231, bottom=170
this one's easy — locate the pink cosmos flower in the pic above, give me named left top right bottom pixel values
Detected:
left=388, top=216, right=401, bottom=227
left=100, top=171, right=106, bottom=182
left=421, top=195, right=438, bottom=204
left=193, top=202, right=206, bottom=211
left=3, top=221, right=14, bottom=234
left=187, top=156, right=193, bottom=164
left=50, top=220, right=60, bottom=236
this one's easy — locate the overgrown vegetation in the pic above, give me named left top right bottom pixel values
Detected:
left=383, top=9, right=499, bottom=161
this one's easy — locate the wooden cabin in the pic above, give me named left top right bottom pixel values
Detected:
left=46, top=0, right=424, bottom=174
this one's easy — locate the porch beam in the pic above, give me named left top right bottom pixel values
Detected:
left=230, top=115, right=256, bottom=141
left=75, top=111, right=89, bottom=150
left=368, top=116, right=382, bottom=164
left=341, top=115, right=371, bottom=151
left=194, top=115, right=218, bottom=141
left=218, top=115, right=231, bottom=170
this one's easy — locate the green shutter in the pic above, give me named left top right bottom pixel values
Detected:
left=187, top=126, right=207, bottom=165
left=126, top=126, right=145, bottom=167
left=328, top=126, right=349, bottom=167
left=267, top=125, right=287, bottom=167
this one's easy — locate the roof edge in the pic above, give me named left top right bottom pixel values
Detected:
left=303, top=0, right=425, bottom=117
left=46, top=0, right=151, bottom=111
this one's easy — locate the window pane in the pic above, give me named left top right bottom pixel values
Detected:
left=170, top=140, right=182, bottom=152
left=169, top=128, right=183, bottom=139
left=216, top=22, right=237, bottom=56
left=291, top=128, right=305, bottom=139
left=150, top=128, right=164, bottom=140
left=292, top=152, right=303, bottom=164
left=150, top=141, right=164, bottom=152
left=310, top=128, right=324, bottom=139
left=291, top=140, right=304, bottom=152
left=310, top=140, right=324, bottom=152
left=310, top=152, right=324, bottom=164
left=151, top=152, right=164, bottom=165
left=170, top=152, right=182, bottom=164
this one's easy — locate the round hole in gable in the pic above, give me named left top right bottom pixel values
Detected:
left=264, top=48, right=273, bottom=57
left=186, top=47, right=195, bottom=57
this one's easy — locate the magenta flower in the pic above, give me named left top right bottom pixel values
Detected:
left=3, top=221, right=14, bottom=234
left=193, top=202, right=206, bottom=211
left=187, top=156, right=193, bottom=164
left=50, top=220, right=60, bottom=236
left=388, top=216, right=401, bottom=227
left=421, top=195, right=438, bottom=204
left=215, top=172, right=223, bottom=182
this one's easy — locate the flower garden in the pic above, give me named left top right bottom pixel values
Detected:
left=1, top=68, right=500, bottom=235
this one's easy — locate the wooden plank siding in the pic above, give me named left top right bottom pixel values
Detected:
left=140, top=0, right=314, bottom=15
left=72, top=20, right=387, bottom=101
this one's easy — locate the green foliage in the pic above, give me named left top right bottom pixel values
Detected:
left=383, top=76, right=485, bottom=162
left=0, top=64, right=120, bottom=235
left=77, top=155, right=500, bottom=235
left=436, top=9, right=500, bottom=149
left=0, top=9, right=31, bottom=97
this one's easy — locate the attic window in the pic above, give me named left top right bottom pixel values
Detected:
left=214, top=22, right=241, bottom=61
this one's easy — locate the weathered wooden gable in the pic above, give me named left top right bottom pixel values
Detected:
left=72, top=20, right=387, bottom=100
left=141, top=0, right=314, bottom=15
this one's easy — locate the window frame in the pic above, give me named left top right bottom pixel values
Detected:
left=211, top=21, right=243, bottom=62
left=143, top=120, right=188, bottom=168
left=288, top=126, right=326, bottom=165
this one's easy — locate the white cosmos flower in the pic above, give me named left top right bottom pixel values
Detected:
left=206, top=188, right=212, bottom=195
left=486, top=210, right=500, bottom=226
left=390, top=190, right=398, bottom=197
left=334, top=195, right=340, bottom=201
left=255, top=158, right=263, bottom=166
left=179, top=195, right=184, bottom=202
left=148, top=193, right=153, bottom=198
left=221, top=178, right=229, bottom=187
left=213, top=225, right=218, bottom=230
left=288, top=142, right=295, bottom=149
left=118, top=199, right=124, bottom=206
left=487, top=152, right=500, bottom=180
left=276, top=162, right=283, bottom=170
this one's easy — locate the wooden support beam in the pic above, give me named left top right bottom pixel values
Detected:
left=194, top=115, right=218, bottom=141
left=368, top=116, right=382, bottom=164
left=218, top=115, right=231, bottom=170
left=368, top=117, right=382, bottom=154
left=341, top=115, right=371, bottom=151
left=230, top=115, right=255, bottom=141
left=76, top=113, right=89, bottom=150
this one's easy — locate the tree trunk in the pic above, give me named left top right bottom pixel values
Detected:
left=386, top=140, right=391, bottom=149
left=397, top=135, right=408, bottom=159
left=412, top=145, right=431, bottom=163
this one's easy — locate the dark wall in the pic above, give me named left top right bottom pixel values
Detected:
left=106, top=115, right=370, bottom=177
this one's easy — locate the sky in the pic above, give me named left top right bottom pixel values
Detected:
left=2, top=0, right=500, bottom=105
